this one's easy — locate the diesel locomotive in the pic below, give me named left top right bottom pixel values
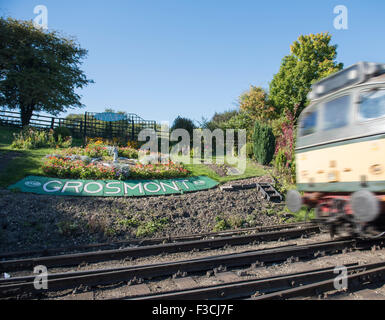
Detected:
left=286, top=61, right=385, bottom=237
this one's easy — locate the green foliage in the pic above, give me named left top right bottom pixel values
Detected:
left=42, top=155, right=190, bottom=180
left=246, top=142, right=253, bottom=158
left=269, top=32, right=343, bottom=118
left=213, top=216, right=230, bottom=231
left=135, top=217, right=169, bottom=237
left=204, top=109, right=239, bottom=130
left=171, top=116, right=196, bottom=137
left=53, top=127, right=72, bottom=140
left=62, top=144, right=139, bottom=159
left=213, top=215, right=246, bottom=231
left=117, top=217, right=140, bottom=228
left=0, top=18, right=93, bottom=126
left=252, top=121, right=275, bottom=165
left=11, top=127, right=72, bottom=149
left=56, top=221, right=80, bottom=236
left=274, top=149, right=288, bottom=172
left=287, top=208, right=315, bottom=222
left=238, top=86, right=277, bottom=121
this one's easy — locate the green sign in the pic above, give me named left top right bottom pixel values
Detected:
left=8, top=176, right=219, bottom=197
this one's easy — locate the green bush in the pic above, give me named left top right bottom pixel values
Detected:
left=246, top=142, right=254, bottom=158
left=274, top=149, right=287, bottom=172
left=11, top=126, right=72, bottom=149
left=54, top=126, right=72, bottom=140
left=252, top=121, right=275, bottom=165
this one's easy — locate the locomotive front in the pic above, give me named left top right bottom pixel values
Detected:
left=286, top=62, right=385, bottom=237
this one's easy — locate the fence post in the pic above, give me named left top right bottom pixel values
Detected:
left=50, top=117, right=55, bottom=129
left=131, top=120, right=134, bottom=141
left=83, top=112, right=87, bottom=145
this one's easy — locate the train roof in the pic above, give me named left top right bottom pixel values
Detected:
left=308, top=62, right=385, bottom=102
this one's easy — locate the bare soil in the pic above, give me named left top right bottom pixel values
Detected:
left=0, top=176, right=285, bottom=253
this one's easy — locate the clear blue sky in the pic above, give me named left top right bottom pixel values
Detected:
left=1, top=0, right=385, bottom=124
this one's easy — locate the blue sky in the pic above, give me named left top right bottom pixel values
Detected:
left=1, top=0, right=385, bottom=124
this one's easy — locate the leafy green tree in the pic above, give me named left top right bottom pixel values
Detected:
left=252, top=121, right=275, bottom=165
left=0, top=18, right=93, bottom=126
left=203, top=109, right=238, bottom=131
left=171, top=116, right=196, bottom=137
left=238, top=86, right=276, bottom=121
left=269, top=32, right=343, bottom=118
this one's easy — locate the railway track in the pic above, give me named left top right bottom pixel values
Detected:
left=1, top=236, right=384, bottom=299
left=131, top=261, right=385, bottom=300
left=0, top=221, right=312, bottom=261
left=0, top=222, right=319, bottom=272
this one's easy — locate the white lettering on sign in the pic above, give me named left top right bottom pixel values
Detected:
left=105, top=182, right=122, bottom=195
left=144, top=182, right=162, bottom=193
left=180, top=180, right=190, bottom=189
left=43, top=180, right=62, bottom=192
left=61, top=181, right=83, bottom=193
left=159, top=181, right=179, bottom=192
left=124, top=182, right=144, bottom=195
left=16, top=177, right=216, bottom=196
left=83, top=182, right=103, bottom=194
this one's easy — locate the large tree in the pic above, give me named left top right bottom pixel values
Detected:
left=0, top=18, right=93, bottom=126
left=269, top=32, right=343, bottom=118
left=238, top=85, right=277, bottom=121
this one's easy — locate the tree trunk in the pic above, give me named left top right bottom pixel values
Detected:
left=20, top=104, right=35, bottom=127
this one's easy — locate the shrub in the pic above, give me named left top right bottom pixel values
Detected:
left=11, top=126, right=72, bottom=149
left=252, top=121, right=275, bottom=165
left=171, top=116, right=196, bottom=136
left=246, top=142, right=254, bottom=158
left=53, top=126, right=72, bottom=140
left=272, top=109, right=297, bottom=183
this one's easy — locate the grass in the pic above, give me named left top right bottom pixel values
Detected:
left=0, top=147, right=56, bottom=188
left=184, top=158, right=267, bottom=183
left=0, top=126, right=20, bottom=148
left=0, top=126, right=78, bottom=188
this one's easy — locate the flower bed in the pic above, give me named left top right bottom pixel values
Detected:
left=129, top=162, right=190, bottom=179
left=42, top=156, right=190, bottom=180
left=60, top=143, right=138, bottom=159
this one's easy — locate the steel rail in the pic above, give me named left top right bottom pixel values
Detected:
left=0, top=225, right=319, bottom=272
left=253, top=263, right=385, bottom=300
left=1, top=237, right=377, bottom=298
left=0, top=222, right=314, bottom=261
left=129, top=262, right=385, bottom=300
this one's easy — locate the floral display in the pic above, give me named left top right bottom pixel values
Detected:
left=42, top=156, right=190, bottom=180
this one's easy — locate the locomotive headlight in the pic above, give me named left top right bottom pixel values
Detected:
left=327, top=171, right=339, bottom=183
